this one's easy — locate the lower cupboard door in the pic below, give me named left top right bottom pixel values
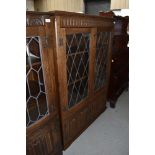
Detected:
left=56, top=27, right=111, bottom=149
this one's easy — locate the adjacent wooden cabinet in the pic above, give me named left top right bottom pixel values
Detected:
left=26, top=12, right=63, bottom=155
left=99, top=11, right=129, bottom=108
left=26, top=11, right=113, bottom=153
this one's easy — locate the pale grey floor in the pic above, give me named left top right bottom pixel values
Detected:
left=63, top=90, right=129, bottom=155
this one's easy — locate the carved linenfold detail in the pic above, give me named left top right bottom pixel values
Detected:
left=63, top=104, right=91, bottom=143
left=27, top=117, right=61, bottom=154
left=60, top=16, right=113, bottom=28
left=27, top=130, right=53, bottom=154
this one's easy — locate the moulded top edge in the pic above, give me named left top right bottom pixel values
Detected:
left=26, top=11, right=113, bottom=22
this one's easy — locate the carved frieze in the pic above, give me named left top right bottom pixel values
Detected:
left=26, top=14, right=51, bottom=26
left=60, top=16, right=113, bottom=28
left=26, top=15, right=45, bottom=26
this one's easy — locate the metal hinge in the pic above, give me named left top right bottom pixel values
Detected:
left=42, top=36, right=49, bottom=48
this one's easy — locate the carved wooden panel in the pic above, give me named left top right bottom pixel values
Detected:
left=26, top=14, right=50, bottom=26
left=60, top=16, right=113, bottom=28
left=62, top=105, right=92, bottom=146
left=27, top=118, right=62, bottom=155
left=27, top=133, right=53, bottom=155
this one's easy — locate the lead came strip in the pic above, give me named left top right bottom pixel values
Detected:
left=94, top=32, right=110, bottom=91
left=26, top=36, right=49, bottom=127
left=66, top=33, right=90, bottom=108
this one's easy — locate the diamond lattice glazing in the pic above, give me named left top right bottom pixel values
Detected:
left=66, top=33, right=90, bottom=108
left=94, top=32, right=110, bottom=91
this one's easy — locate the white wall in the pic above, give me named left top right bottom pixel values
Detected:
left=113, top=9, right=129, bottom=17
left=26, top=0, right=34, bottom=11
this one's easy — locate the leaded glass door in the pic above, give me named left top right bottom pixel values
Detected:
left=26, top=35, right=49, bottom=127
left=54, top=27, right=92, bottom=148
left=53, top=12, right=113, bottom=149
left=26, top=25, right=62, bottom=155
left=66, top=32, right=90, bottom=109
left=94, top=31, right=110, bottom=91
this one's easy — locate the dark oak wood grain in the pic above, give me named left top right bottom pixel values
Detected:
left=26, top=13, right=62, bottom=155
left=26, top=11, right=114, bottom=151
left=50, top=11, right=113, bottom=149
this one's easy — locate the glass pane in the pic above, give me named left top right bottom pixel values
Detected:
left=26, top=36, right=49, bottom=127
left=94, top=32, right=110, bottom=91
left=66, top=33, right=90, bottom=108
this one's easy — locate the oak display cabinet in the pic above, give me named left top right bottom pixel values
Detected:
left=26, top=11, right=114, bottom=151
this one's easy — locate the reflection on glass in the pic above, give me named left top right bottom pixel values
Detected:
left=94, top=32, right=110, bottom=91
left=26, top=36, right=48, bottom=127
left=66, top=33, right=90, bottom=108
